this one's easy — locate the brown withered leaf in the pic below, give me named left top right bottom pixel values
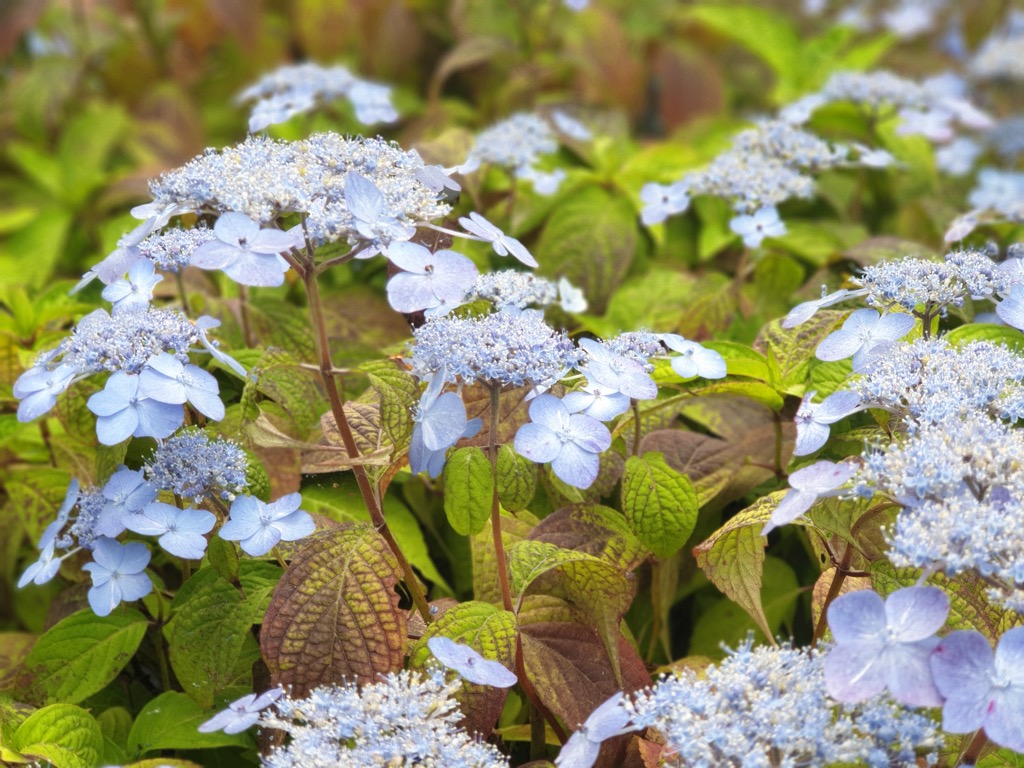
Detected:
left=261, top=524, right=407, bottom=697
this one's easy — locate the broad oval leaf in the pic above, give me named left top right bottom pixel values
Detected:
left=526, top=503, right=649, bottom=572
left=17, top=608, right=148, bottom=706
left=497, top=444, right=537, bottom=511
left=693, top=492, right=784, bottom=640
left=260, top=524, right=407, bottom=696
left=126, top=692, right=251, bottom=756
left=408, top=601, right=517, bottom=736
left=621, top=452, right=698, bottom=559
left=444, top=447, right=494, bottom=536
left=507, top=540, right=594, bottom=597
left=11, top=703, right=103, bottom=768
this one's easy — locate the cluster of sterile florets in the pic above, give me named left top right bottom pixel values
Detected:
left=457, top=110, right=592, bottom=195
left=237, top=61, right=398, bottom=133
left=555, top=638, right=941, bottom=768
left=640, top=118, right=897, bottom=248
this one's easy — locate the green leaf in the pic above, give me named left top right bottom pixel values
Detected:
left=526, top=504, right=649, bottom=572
left=621, top=453, right=699, bottom=559
left=58, top=103, right=128, bottom=206
left=164, top=563, right=278, bottom=706
left=507, top=540, right=594, bottom=596
left=693, top=492, right=784, bottom=639
left=754, top=310, right=846, bottom=393
left=703, top=341, right=773, bottom=382
left=408, top=601, right=517, bottom=736
left=0, top=208, right=73, bottom=290
left=689, top=555, right=800, bottom=658
left=496, top=445, right=537, bottom=512
left=684, top=5, right=799, bottom=97
left=260, top=524, right=408, bottom=696
left=361, top=358, right=418, bottom=448
left=18, top=608, right=148, bottom=706
left=301, top=479, right=450, bottom=593
left=945, top=323, right=1024, bottom=352
left=443, top=447, right=494, bottom=536
left=535, top=184, right=642, bottom=313
left=11, top=703, right=103, bottom=768
left=6, top=142, right=63, bottom=197
left=126, top=692, right=251, bottom=756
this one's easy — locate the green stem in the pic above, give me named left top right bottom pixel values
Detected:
left=175, top=271, right=191, bottom=315
left=239, top=284, right=254, bottom=348
left=488, top=383, right=514, bottom=613
left=301, top=268, right=432, bottom=622
left=632, top=400, right=642, bottom=457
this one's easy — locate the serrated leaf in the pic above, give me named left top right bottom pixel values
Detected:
left=443, top=447, right=493, bottom=536
left=507, top=541, right=594, bottom=597
left=301, top=478, right=450, bottom=593
left=165, top=563, right=279, bottom=706
left=754, top=310, right=846, bottom=393
left=472, top=509, right=538, bottom=605
left=693, top=492, right=784, bottom=639
left=241, top=348, right=326, bottom=434
left=261, top=524, right=407, bottom=696
left=11, top=703, right=103, bottom=768
left=126, top=692, right=251, bottom=756
left=689, top=555, right=800, bottom=659
left=408, top=601, right=517, bottom=735
left=246, top=297, right=316, bottom=361
left=870, top=561, right=1018, bottom=644
left=17, top=608, right=148, bottom=706
left=496, top=444, right=536, bottom=511
left=519, top=620, right=650, bottom=745
left=526, top=504, right=649, bottom=572
left=535, top=185, right=642, bottom=313
left=361, top=358, right=418, bottom=448
left=621, top=453, right=699, bottom=559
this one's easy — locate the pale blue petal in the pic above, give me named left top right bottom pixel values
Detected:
left=551, top=441, right=600, bottom=489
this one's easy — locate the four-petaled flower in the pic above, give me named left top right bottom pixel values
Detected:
left=87, top=370, right=184, bottom=445
left=385, top=242, right=478, bottom=313
left=579, top=338, right=657, bottom=401
left=931, top=626, right=1024, bottom=751
left=96, top=467, right=157, bottom=537
left=427, top=636, right=517, bottom=687
left=514, top=394, right=611, bottom=489
left=408, top=366, right=481, bottom=478
left=198, top=687, right=284, bottom=735
left=82, top=537, right=153, bottom=616
left=555, top=691, right=634, bottom=768
left=660, top=334, right=727, bottom=380
left=191, top=212, right=300, bottom=286
left=139, top=352, right=225, bottom=421
left=14, top=362, right=77, bottom=422
left=219, top=493, right=315, bottom=556
left=459, top=212, right=538, bottom=267
left=824, top=585, right=948, bottom=707
left=730, top=205, right=787, bottom=248
left=101, top=259, right=164, bottom=313
left=816, top=308, right=916, bottom=371
left=124, top=501, right=216, bottom=560
left=640, top=181, right=690, bottom=226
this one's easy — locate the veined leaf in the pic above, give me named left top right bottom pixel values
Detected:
left=126, top=692, right=251, bottom=756
left=496, top=444, right=536, bottom=511
left=621, top=453, right=698, bottom=559
left=261, top=524, right=407, bottom=696
left=444, top=447, right=494, bottom=536
left=18, top=608, right=148, bottom=706
left=693, top=492, right=785, bottom=639
left=10, top=703, right=103, bottom=768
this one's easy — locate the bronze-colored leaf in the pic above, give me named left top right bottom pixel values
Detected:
left=460, top=383, right=536, bottom=448
left=526, top=504, right=649, bottom=573
left=260, top=524, right=407, bottom=696
left=519, top=620, right=650, bottom=765
left=309, top=404, right=393, bottom=473
left=810, top=567, right=872, bottom=631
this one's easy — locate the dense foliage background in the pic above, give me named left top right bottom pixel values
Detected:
left=4, top=0, right=1024, bottom=766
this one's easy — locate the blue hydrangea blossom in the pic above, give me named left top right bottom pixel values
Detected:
left=514, top=394, right=611, bottom=489
left=82, top=538, right=153, bottom=616
left=219, top=493, right=315, bottom=556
